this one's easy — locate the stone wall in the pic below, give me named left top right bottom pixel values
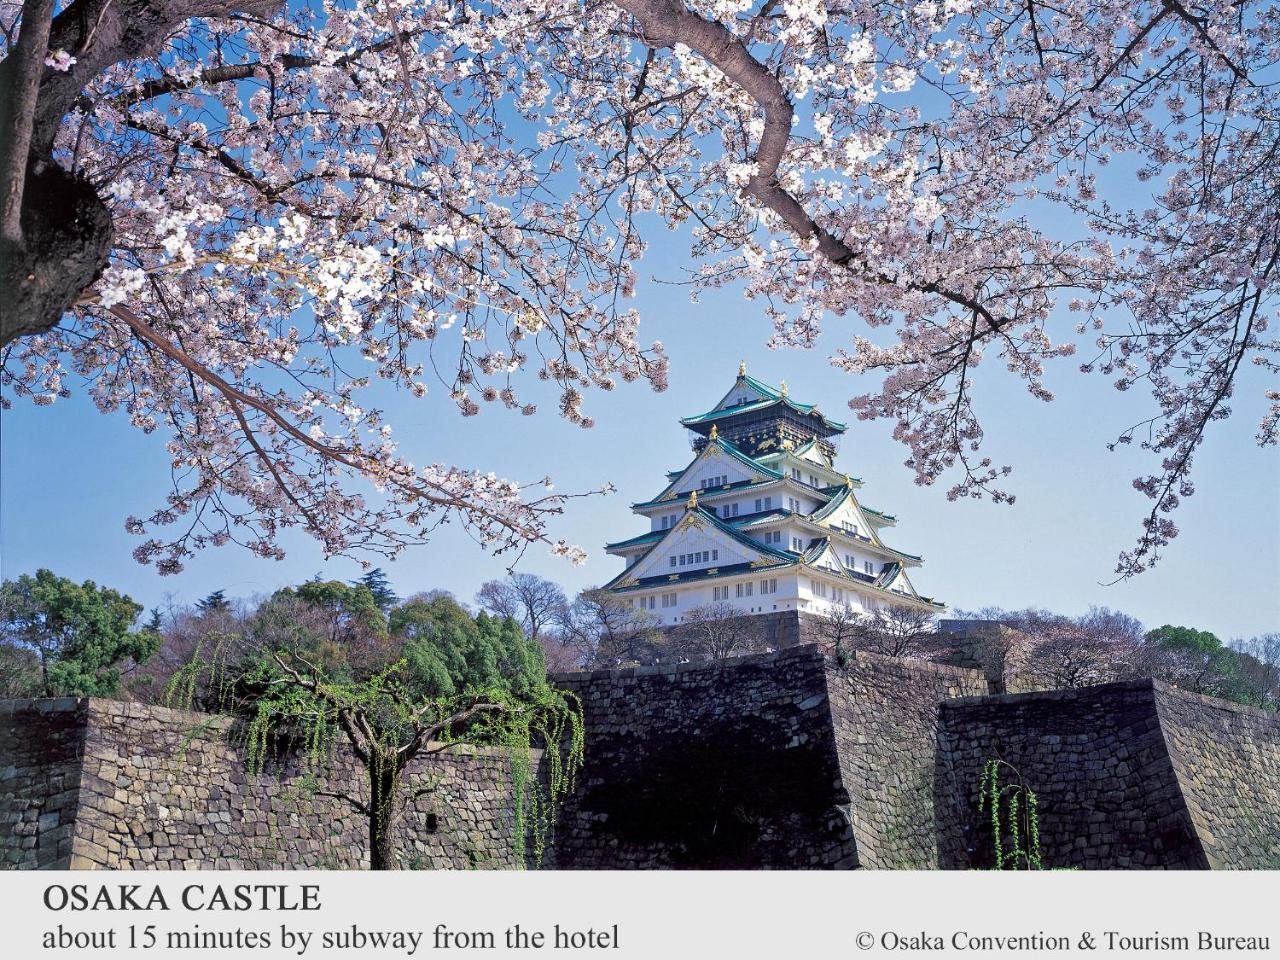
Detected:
left=1152, top=685, right=1280, bottom=869
left=551, top=646, right=856, bottom=868
left=935, top=680, right=1280, bottom=870
left=5, top=657, right=1277, bottom=871
left=825, top=653, right=988, bottom=869
left=0, top=699, right=86, bottom=869
left=1, top=698, right=533, bottom=870
left=551, top=646, right=989, bottom=869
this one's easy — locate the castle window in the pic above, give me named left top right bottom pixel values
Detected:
left=713, top=586, right=729, bottom=601
left=791, top=467, right=801, bottom=480
left=864, top=560, right=873, bottom=575
left=736, top=582, right=754, bottom=598
left=712, top=549, right=719, bottom=561
left=792, top=537, right=803, bottom=551
left=760, top=578, right=777, bottom=595
left=661, top=593, right=678, bottom=608
left=670, top=557, right=677, bottom=568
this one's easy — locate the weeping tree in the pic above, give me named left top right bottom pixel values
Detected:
left=169, top=588, right=582, bottom=869
left=251, top=653, right=582, bottom=870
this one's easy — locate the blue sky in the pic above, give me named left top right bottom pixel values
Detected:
left=3, top=240, right=1277, bottom=640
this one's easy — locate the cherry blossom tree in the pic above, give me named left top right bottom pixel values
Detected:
left=2, top=0, right=1275, bottom=577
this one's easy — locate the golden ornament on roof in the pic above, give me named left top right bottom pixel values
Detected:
left=738, top=360, right=747, bottom=376
left=687, top=489, right=698, bottom=509
left=780, top=380, right=788, bottom=396
left=709, top=424, right=718, bottom=441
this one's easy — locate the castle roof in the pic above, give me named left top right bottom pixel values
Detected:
left=603, top=502, right=941, bottom=609
left=680, top=374, right=846, bottom=435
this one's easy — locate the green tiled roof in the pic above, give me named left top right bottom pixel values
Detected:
left=680, top=376, right=847, bottom=432
left=639, top=437, right=783, bottom=508
left=607, top=509, right=790, bottom=551
left=603, top=504, right=798, bottom=590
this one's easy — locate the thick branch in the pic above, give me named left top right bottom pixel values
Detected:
left=613, top=0, right=1003, bottom=330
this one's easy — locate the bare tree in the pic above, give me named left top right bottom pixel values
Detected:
left=808, top=601, right=866, bottom=666
left=673, top=603, right=768, bottom=661
left=475, top=574, right=569, bottom=645
left=861, top=607, right=945, bottom=659
left=563, top=588, right=663, bottom=668
left=537, top=633, right=588, bottom=675
left=811, top=602, right=944, bottom=663
left=1018, top=607, right=1148, bottom=690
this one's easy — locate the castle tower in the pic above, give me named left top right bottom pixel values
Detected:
left=603, top=366, right=943, bottom=625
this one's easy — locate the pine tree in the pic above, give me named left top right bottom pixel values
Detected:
left=195, top=590, right=229, bottom=612
left=353, top=568, right=399, bottom=613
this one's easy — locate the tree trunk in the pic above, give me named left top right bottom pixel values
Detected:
left=0, top=0, right=284, bottom=347
left=367, top=753, right=401, bottom=871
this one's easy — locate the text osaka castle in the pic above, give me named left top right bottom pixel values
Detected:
left=604, top=366, right=944, bottom=624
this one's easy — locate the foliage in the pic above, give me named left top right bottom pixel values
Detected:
left=976, top=759, right=1043, bottom=871
left=390, top=594, right=546, bottom=699
left=164, top=580, right=580, bottom=869
left=1147, top=625, right=1223, bottom=657
left=1148, top=624, right=1279, bottom=709
left=195, top=590, right=230, bottom=612
left=962, top=608, right=1278, bottom=710
left=3, top=0, right=1275, bottom=581
left=0, top=568, right=159, bottom=697
left=963, top=606, right=1153, bottom=690
left=352, top=568, right=399, bottom=614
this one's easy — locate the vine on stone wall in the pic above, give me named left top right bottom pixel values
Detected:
left=977, top=758, right=1043, bottom=870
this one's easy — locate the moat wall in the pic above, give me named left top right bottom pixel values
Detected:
left=935, top=681, right=1280, bottom=870
left=551, top=646, right=856, bottom=868
left=1, top=698, right=531, bottom=870
left=551, top=646, right=988, bottom=869
left=3, top=653, right=1278, bottom=870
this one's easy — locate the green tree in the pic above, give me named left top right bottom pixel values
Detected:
left=196, top=590, right=230, bottom=612
left=1147, top=624, right=1222, bottom=656
left=0, top=569, right=159, bottom=697
left=390, top=595, right=545, bottom=698
left=174, top=588, right=578, bottom=871
left=352, top=568, right=399, bottom=613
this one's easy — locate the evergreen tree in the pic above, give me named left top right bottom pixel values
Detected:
left=390, top=594, right=544, bottom=698
left=352, top=568, right=399, bottom=613
left=0, top=569, right=160, bottom=697
left=196, top=590, right=230, bottom=612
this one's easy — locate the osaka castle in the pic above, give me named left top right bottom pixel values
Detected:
left=603, top=365, right=944, bottom=626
